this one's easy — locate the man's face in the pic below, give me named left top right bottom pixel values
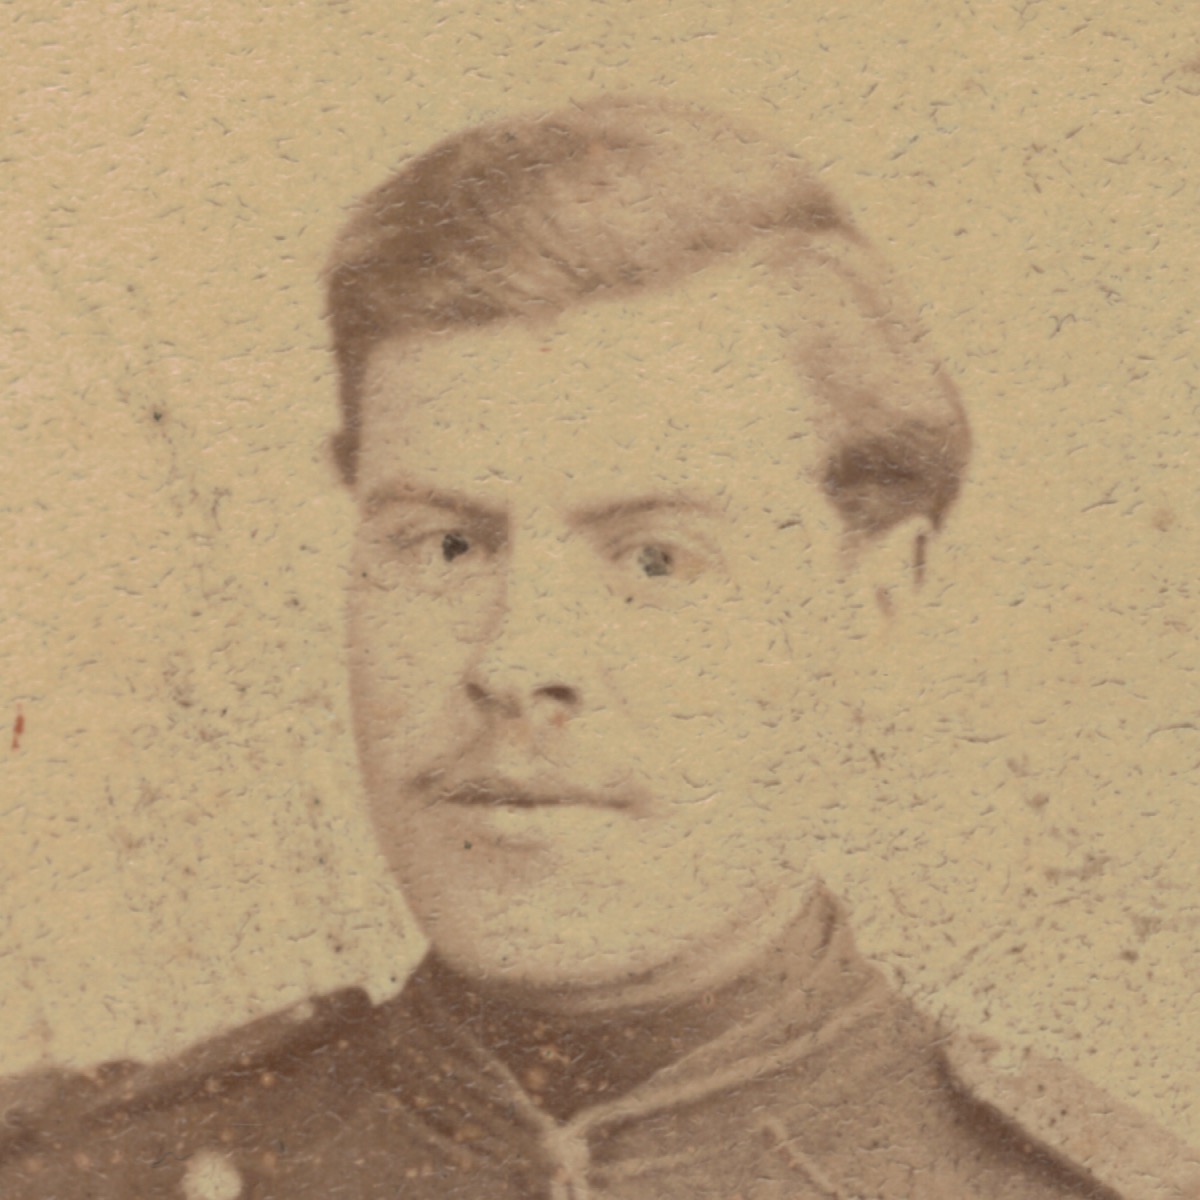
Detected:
left=348, top=256, right=902, bottom=1006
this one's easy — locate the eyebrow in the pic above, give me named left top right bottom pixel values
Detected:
left=361, top=482, right=506, bottom=522
left=567, top=492, right=724, bottom=526
left=363, top=482, right=723, bottom=527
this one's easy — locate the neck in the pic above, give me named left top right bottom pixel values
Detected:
left=424, top=885, right=836, bottom=1121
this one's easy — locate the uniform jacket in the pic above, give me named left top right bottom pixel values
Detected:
left=2, top=892, right=1197, bottom=1200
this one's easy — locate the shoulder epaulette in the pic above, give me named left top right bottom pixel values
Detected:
left=100, top=986, right=373, bottom=1113
left=0, top=986, right=373, bottom=1152
left=942, top=1030, right=1200, bottom=1200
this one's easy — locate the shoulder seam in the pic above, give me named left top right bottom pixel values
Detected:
left=940, top=1031, right=1200, bottom=1200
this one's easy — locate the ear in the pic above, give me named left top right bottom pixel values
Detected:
left=843, top=518, right=935, bottom=624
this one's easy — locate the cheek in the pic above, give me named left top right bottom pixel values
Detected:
left=631, top=585, right=873, bottom=774
left=346, top=591, right=476, bottom=742
left=603, top=608, right=742, bottom=719
left=606, top=613, right=787, bottom=784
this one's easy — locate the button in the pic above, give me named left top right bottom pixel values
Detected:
left=181, top=1149, right=243, bottom=1200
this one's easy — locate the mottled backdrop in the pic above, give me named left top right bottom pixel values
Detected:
left=3, top=0, right=1197, bottom=1146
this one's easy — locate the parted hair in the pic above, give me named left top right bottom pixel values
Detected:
left=324, top=94, right=969, bottom=538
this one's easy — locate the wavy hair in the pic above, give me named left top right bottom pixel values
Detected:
left=324, top=95, right=969, bottom=538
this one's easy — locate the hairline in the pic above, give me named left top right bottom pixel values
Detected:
left=324, top=98, right=969, bottom=540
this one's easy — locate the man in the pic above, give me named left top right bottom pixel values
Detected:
left=2, top=95, right=1196, bottom=1199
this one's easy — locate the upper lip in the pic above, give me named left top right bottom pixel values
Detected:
left=438, top=775, right=634, bottom=811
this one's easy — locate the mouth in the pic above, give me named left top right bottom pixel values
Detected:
left=435, top=775, right=636, bottom=813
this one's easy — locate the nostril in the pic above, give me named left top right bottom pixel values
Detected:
left=465, top=678, right=579, bottom=716
left=465, top=682, right=523, bottom=719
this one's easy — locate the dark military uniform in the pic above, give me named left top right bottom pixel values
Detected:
left=2, top=892, right=1197, bottom=1199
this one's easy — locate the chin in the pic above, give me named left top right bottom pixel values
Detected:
left=416, top=904, right=677, bottom=1003
left=396, top=848, right=817, bottom=1009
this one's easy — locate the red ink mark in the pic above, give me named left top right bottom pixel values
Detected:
left=11, top=706, right=24, bottom=750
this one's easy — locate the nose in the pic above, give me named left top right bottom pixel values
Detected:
left=464, top=544, right=587, bottom=723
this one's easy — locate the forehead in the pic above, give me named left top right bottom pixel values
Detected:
left=357, top=256, right=839, bottom=504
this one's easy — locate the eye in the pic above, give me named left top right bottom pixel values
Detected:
left=636, top=544, right=674, bottom=577
left=358, top=514, right=504, bottom=598
left=385, top=525, right=480, bottom=566
left=608, top=532, right=724, bottom=611
left=612, top=535, right=711, bottom=586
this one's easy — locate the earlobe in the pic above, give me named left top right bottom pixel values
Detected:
left=856, top=518, right=935, bottom=622
left=913, top=528, right=928, bottom=589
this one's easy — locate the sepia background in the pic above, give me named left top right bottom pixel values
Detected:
left=3, top=0, right=1197, bottom=1146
